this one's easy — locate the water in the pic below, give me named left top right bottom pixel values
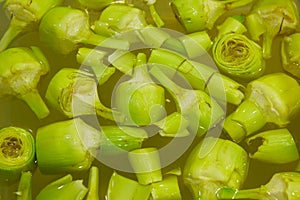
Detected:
left=0, top=0, right=300, bottom=199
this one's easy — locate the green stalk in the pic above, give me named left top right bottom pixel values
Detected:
left=77, top=0, right=113, bottom=10
left=148, top=50, right=191, bottom=82
left=245, top=13, right=265, bottom=41
left=36, top=118, right=99, bottom=174
left=178, top=31, right=212, bottom=58
left=170, top=0, right=253, bottom=32
left=212, top=33, right=265, bottom=80
left=15, top=171, right=32, bottom=200
left=149, top=66, right=224, bottom=136
left=128, top=147, right=162, bottom=185
left=245, top=128, right=299, bottom=164
left=86, top=166, right=99, bottom=200
left=217, top=172, right=300, bottom=199
left=95, top=5, right=166, bottom=47
left=0, top=127, right=35, bottom=183
left=150, top=175, right=182, bottom=200
left=223, top=100, right=266, bottom=142
left=281, top=33, right=300, bottom=79
left=91, top=20, right=115, bottom=38
left=76, top=47, right=115, bottom=85
left=39, top=6, right=129, bottom=55
left=148, top=4, right=164, bottom=27
left=0, top=18, right=27, bottom=52
left=108, top=50, right=136, bottom=75
left=81, top=33, right=130, bottom=50
left=99, top=125, right=148, bottom=155
left=0, top=0, right=64, bottom=51
left=245, top=0, right=299, bottom=59
left=148, top=48, right=245, bottom=105
left=162, top=37, right=187, bottom=56
left=246, top=73, right=300, bottom=126
left=36, top=174, right=88, bottom=200
left=93, top=3, right=165, bottom=46
left=217, top=187, right=266, bottom=199
left=93, top=3, right=148, bottom=38
left=183, top=137, right=249, bottom=200
left=206, top=72, right=245, bottom=105
left=136, top=25, right=171, bottom=48
left=153, top=112, right=190, bottom=137
left=76, top=47, right=107, bottom=67
left=45, top=68, right=124, bottom=122
left=106, top=171, right=151, bottom=200
left=217, top=15, right=247, bottom=37
left=21, top=91, right=49, bottom=120
left=113, top=53, right=166, bottom=126
left=224, top=73, right=300, bottom=142
left=0, top=46, right=49, bottom=119
left=189, top=60, right=245, bottom=106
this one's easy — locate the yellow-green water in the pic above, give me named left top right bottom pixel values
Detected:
left=0, top=0, right=300, bottom=199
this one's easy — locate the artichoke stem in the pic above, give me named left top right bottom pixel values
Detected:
left=262, top=32, right=273, bottom=59
left=223, top=100, right=266, bottom=142
left=0, top=18, right=28, bottom=52
left=16, top=171, right=32, bottom=200
left=82, top=33, right=130, bottom=50
left=151, top=175, right=182, bottom=199
left=95, top=101, right=125, bottom=123
left=36, top=174, right=88, bottom=200
left=162, top=37, right=187, bottom=55
left=217, top=187, right=265, bottom=199
left=128, top=147, right=162, bottom=185
left=149, top=66, right=182, bottom=97
left=106, top=172, right=151, bottom=200
left=21, top=90, right=50, bottom=119
left=148, top=4, right=164, bottom=27
left=86, top=166, right=99, bottom=200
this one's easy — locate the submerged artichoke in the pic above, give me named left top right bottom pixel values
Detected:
left=213, top=16, right=265, bottom=79
left=183, top=137, right=249, bottom=200
left=0, top=0, right=63, bottom=51
left=36, top=117, right=147, bottom=174
left=149, top=66, right=224, bottom=137
left=92, top=3, right=148, bottom=37
left=212, top=33, right=265, bottom=80
left=128, top=147, right=162, bottom=185
left=217, top=172, right=300, bottom=200
left=39, top=6, right=129, bottom=55
left=245, top=128, right=299, bottom=164
left=85, top=166, right=100, bottom=200
left=216, top=15, right=247, bottom=37
left=170, top=0, right=253, bottom=32
left=106, top=171, right=151, bottom=200
left=245, top=0, right=299, bottom=59
left=36, top=118, right=99, bottom=174
left=45, top=68, right=124, bottom=122
left=76, top=47, right=116, bottom=85
left=113, top=53, right=166, bottom=126
left=0, top=127, right=35, bottom=183
left=148, top=48, right=245, bottom=105
left=0, top=46, right=49, bottom=119
left=224, top=73, right=300, bottom=142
